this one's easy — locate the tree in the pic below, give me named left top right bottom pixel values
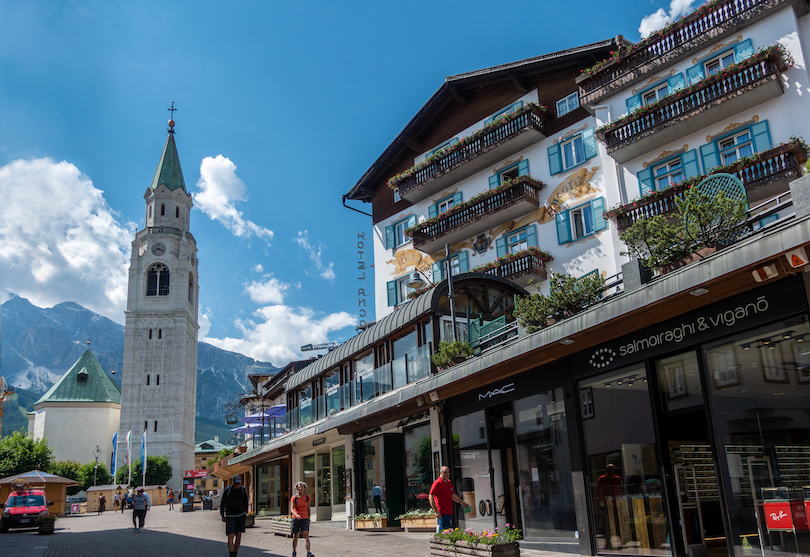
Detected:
left=117, top=455, right=172, bottom=486
left=78, top=462, right=112, bottom=491
left=50, top=460, right=82, bottom=495
left=0, top=431, right=54, bottom=479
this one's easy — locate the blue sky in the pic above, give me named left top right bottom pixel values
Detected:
left=0, top=0, right=696, bottom=367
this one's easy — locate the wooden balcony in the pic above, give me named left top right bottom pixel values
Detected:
left=479, top=251, right=549, bottom=287
left=611, top=141, right=807, bottom=233
left=394, top=105, right=547, bottom=204
left=596, top=48, right=787, bottom=163
left=410, top=177, right=543, bottom=255
left=577, top=0, right=808, bottom=106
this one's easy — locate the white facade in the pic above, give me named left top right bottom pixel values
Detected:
left=118, top=134, right=199, bottom=481
left=31, top=402, right=120, bottom=466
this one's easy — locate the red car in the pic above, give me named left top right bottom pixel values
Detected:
left=0, top=485, right=53, bottom=532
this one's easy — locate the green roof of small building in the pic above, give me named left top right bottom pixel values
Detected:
left=149, top=132, right=187, bottom=193
left=35, top=349, right=121, bottom=405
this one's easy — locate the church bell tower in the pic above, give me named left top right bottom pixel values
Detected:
left=118, top=108, right=199, bottom=482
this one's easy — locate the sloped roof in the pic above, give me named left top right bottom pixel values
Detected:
left=195, top=439, right=233, bottom=453
left=0, top=470, right=80, bottom=486
left=149, top=132, right=187, bottom=193
left=35, top=349, right=121, bottom=405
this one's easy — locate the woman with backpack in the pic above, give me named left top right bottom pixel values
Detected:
left=290, top=482, right=314, bottom=557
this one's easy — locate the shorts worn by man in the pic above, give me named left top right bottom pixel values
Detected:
left=290, top=482, right=314, bottom=557
left=221, top=476, right=249, bottom=557
left=429, top=466, right=466, bottom=531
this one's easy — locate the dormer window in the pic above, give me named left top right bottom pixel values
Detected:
left=77, top=369, right=89, bottom=383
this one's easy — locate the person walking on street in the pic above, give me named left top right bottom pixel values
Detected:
left=167, top=488, right=175, bottom=510
left=113, top=491, right=121, bottom=513
left=372, top=482, right=383, bottom=513
left=132, top=488, right=151, bottom=531
left=429, top=466, right=467, bottom=531
left=290, top=482, right=314, bottom=557
left=220, top=475, right=249, bottom=557
left=98, top=493, right=106, bottom=514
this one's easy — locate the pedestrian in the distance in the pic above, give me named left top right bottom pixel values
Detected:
left=131, top=487, right=151, bottom=532
left=220, top=475, right=249, bottom=557
left=98, top=493, right=106, bottom=514
left=113, top=491, right=121, bottom=513
left=290, top=481, right=314, bottom=557
left=167, top=488, right=175, bottom=510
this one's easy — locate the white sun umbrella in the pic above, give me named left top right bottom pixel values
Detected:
left=231, top=423, right=261, bottom=434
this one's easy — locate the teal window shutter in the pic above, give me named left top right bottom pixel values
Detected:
left=556, top=211, right=572, bottom=244
left=637, top=167, right=654, bottom=195
left=626, top=94, right=641, bottom=113
left=432, top=260, right=443, bottom=283
left=428, top=204, right=438, bottom=219
left=387, top=280, right=397, bottom=306
left=495, top=237, right=507, bottom=257
left=452, top=191, right=463, bottom=205
left=668, top=73, right=685, bottom=93
left=734, top=38, right=754, bottom=61
left=700, top=142, right=719, bottom=172
left=385, top=225, right=395, bottom=249
left=582, top=128, right=597, bottom=160
left=752, top=120, right=772, bottom=153
left=548, top=144, right=563, bottom=175
left=517, top=159, right=530, bottom=176
left=489, top=174, right=500, bottom=188
left=687, top=63, right=704, bottom=85
left=591, top=197, right=607, bottom=231
left=682, top=149, right=700, bottom=179
left=457, top=251, right=469, bottom=273
left=525, top=224, right=538, bottom=247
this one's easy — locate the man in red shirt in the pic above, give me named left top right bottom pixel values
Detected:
left=290, top=482, right=313, bottom=557
left=429, top=466, right=466, bottom=531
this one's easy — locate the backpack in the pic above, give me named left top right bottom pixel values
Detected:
left=294, top=492, right=310, bottom=504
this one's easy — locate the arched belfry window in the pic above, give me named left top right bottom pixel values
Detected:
left=188, top=274, right=195, bottom=303
left=161, top=204, right=165, bottom=216
left=146, top=263, right=170, bottom=296
left=176, top=206, right=180, bottom=218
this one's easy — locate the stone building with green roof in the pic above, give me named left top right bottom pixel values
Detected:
left=29, top=349, right=121, bottom=467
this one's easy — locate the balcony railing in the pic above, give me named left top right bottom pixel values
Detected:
left=596, top=48, right=787, bottom=163
left=576, top=0, right=804, bottom=105
left=610, top=141, right=807, bottom=233
left=135, top=226, right=195, bottom=243
left=393, top=105, right=547, bottom=203
left=410, top=178, right=543, bottom=255
left=478, top=251, right=550, bottom=287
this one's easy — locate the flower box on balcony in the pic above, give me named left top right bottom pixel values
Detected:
left=407, top=177, right=544, bottom=256
left=429, top=539, right=520, bottom=557
left=595, top=45, right=790, bottom=163
left=472, top=247, right=552, bottom=287
left=390, top=104, right=548, bottom=203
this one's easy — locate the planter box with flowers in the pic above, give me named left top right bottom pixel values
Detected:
left=37, top=515, right=56, bottom=535
left=396, top=509, right=437, bottom=532
left=430, top=524, right=522, bottom=557
left=472, top=247, right=552, bottom=287
left=354, top=512, right=388, bottom=530
left=431, top=340, right=474, bottom=372
left=267, top=515, right=293, bottom=537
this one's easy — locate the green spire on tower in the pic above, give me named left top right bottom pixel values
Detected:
left=149, top=102, right=187, bottom=193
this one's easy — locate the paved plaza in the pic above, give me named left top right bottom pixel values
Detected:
left=0, top=505, right=572, bottom=557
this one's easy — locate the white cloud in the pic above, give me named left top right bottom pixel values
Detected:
left=0, top=158, right=133, bottom=322
left=639, top=0, right=697, bottom=38
left=244, top=275, right=292, bottom=305
left=295, top=230, right=336, bottom=281
left=201, top=305, right=355, bottom=364
left=251, top=264, right=264, bottom=273
left=198, top=307, right=212, bottom=339
left=193, top=155, right=273, bottom=244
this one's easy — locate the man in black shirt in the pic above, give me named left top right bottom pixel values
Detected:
left=220, top=475, right=249, bottom=557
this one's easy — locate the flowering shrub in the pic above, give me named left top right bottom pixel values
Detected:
left=602, top=137, right=809, bottom=221
left=407, top=286, right=432, bottom=300
left=387, top=103, right=548, bottom=190
left=395, top=508, right=436, bottom=520
left=471, top=247, right=553, bottom=274
left=595, top=44, right=792, bottom=136
left=404, top=176, right=546, bottom=238
left=269, top=514, right=292, bottom=522
left=432, top=524, right=522, bottom=546
left=355, top=512, right=386, bottom=521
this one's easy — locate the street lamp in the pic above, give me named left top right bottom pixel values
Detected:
left=93, top=445, right=101, bottom=486
left=407, top=244, right=457, bottom=340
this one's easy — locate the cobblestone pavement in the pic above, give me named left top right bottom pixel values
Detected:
left=0, top=506, right=574, bottom=557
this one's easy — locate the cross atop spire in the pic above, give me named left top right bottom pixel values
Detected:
left=167, top=101, right=177, bottom=134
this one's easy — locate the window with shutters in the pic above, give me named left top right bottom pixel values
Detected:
left=384, top=215, right=417, bottom=250
left=555, top=198, right=607, bottom=243
left=489, top=159, right=530, bottom=188
left=699, top=120, right=771, bottom=173
left=393, top=188, right=401, bottom=203
left=386, top=275, right=416, bottom=307
left=485, top=101, right=523, bottom=125
left=637, top=150, right=700, bottom=195
left=625, top=74, right=684, bottom=114
left=653, top=159, right=684, bottom=189
left=705, top=51, right=736, bottom=76
left=496, top=225, right=538, bottom=257
left=548, top=130, right=597, bottom=175
left=556, top=93, right=579, bottom=117
left=643, top=83, right=669, bottom=106
left=499, top=164, right=520, bottom=184
left=431, top=251, right=469, bottom=282
left=428, top=137, right=459, bottom=157
left=506, top=228, right=528, bottom=253
left=687, top=39, right=753, bottom=85
left=718, top=131, right=754, bottom=165
left=562, top=136, right=586, bottom=170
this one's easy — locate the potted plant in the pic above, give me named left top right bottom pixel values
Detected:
left=514, top=272, right=607, bottom=333
left=37, top=515, right=56, bottom=535
left=430, top=524, right=522, bottom=556
left=431, top=340, right=474, bottom=371
left=396, top=508, right=436, bottom=531
left=619, top=186, right=747, bottom=273
left=354, top=512, right=387, bottom=529
left=267, top=515, right=292, bottom=537
left=245, top=511, right=255, bottom=528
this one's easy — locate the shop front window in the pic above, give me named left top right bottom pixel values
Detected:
left=704, top=316, right=810, bottom=557
left=301, top=455, right=316, bottom=509
left=514, top=389, right=576, bottom=538
left=256, top=463, right=283, bottom=515
left=332, top=447, right=346, bottom=506
left=360, top=437, right=386, bottom=514
left=580, top=365, right=668, bottom=555
left=404, top=424, right=432, bottom=511
left=317, top=452, right=331, bottom=507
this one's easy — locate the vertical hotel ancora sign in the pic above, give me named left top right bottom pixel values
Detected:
left=357, top=231, right=368, bottom=328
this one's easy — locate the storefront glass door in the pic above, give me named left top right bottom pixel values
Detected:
left=404, top=424, right=432, bottom=511
left=332, top=447, right=346, bottom=509
left=317, top=452, right=332, bottom=512
left=704, top=316, right=810, bottom=557
left=580, top=364, right=670, bottom=556
left=301, top=454, right=316, bottom=512
left=256, top=463, right=283, bottom=515
left=360, top=437, right=386, bottom=514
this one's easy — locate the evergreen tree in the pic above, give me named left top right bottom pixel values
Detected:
left=0, top=431, right=54, bottom=479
